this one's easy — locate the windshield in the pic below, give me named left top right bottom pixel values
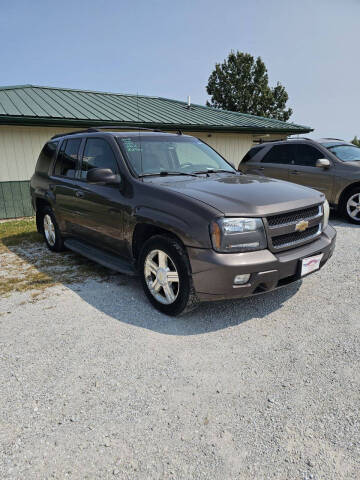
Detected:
left=327, top=144, right=360, bottom=162
left=116, top=135, right=236, bottom=176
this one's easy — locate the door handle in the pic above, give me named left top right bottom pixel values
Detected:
left=258, top=167, right=265, bottom=171
left=75, top=190, right=85, bottom=198
left=290, top=170, right=299, bottom=175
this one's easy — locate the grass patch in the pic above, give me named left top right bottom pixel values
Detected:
left=0, top=217, right=110, bottom=297
left=0, top=217, right=40, bottom=250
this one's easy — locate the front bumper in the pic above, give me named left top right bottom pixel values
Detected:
left=187, top=225, right=336, bottom=301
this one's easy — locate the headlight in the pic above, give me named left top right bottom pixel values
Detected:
left=210, top=217, right=267, bottom=253
left=323, top=200, right=330, bottom=229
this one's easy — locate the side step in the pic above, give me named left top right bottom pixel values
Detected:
left=64, top=238, right=138, bottom=276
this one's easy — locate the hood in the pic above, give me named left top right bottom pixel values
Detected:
left=342, top=161, right=360, bottom=169
left=153, top=174, right=325, bottom=216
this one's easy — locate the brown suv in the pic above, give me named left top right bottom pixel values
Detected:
left=240, top=138, right=360, bottom=223
left=30, top=128, right=336, bottom=315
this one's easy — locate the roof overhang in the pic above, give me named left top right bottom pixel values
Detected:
left=0, top=116, right=313, bottom=135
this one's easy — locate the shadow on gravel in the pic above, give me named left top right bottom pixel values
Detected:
left=12, top=222, right=352, bottom=335
left=66, top=275, right=302, bottom=336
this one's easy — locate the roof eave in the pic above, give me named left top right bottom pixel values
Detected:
left=0, top=116, right=313, bottom=134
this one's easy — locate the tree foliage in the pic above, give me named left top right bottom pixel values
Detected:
left=206, top=51, right=293, bottom=121
left=351, top=136, right=360, bottom=147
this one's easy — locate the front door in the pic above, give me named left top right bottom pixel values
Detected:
left=72, top=137, right=129, bottom=258
left=287, top=144, right=334, bottom=198
left=244, top=144, right=291, bottom=181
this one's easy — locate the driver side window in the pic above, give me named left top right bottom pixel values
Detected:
left=79, top=138, right=119, bottom=180
left=293, top=145, right=323, bottom=167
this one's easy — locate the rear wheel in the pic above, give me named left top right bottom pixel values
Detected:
left=340, top=187, right=360, bottom=224
left=139, top=235, right=199, bottom=316
left=41, top=207, right=65, bottom=252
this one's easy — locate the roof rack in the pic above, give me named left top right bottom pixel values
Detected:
left=51, top=125, right=164, bottom=140
left=321, top=137, right=345, bottom=141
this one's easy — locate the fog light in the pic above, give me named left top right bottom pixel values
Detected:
left=234, top=274, right=251, bottom=285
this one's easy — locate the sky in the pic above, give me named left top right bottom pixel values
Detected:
left=0, top=0, right=359, bottom=139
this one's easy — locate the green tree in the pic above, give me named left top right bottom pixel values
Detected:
left=206, top=51, right=292, bottom=121
left=351, top=136, right=360, bottom=147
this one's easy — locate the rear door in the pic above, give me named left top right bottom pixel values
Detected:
left=51, top=137, right=83, bottom=232
left=242, top=144, right=291, bottom=181
left=72, top=137, right=128, bottom=257
left=287, top=144, right=334, bottom=197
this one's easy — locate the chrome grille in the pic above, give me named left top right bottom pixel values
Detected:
left=265, top=204, right=323, bottom=251
left=267, top=206, right=320, bottom=228
left=272, top=225, right=321, bottom=248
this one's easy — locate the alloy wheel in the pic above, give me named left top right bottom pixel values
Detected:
left=144, top=249, right=180, bottom=304
left=346, top=193, right=360, bottom=222
left=43, top=214, right=56, bottom=246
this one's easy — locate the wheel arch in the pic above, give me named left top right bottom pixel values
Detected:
left=34, top=197, right=52, bottom=233
left=132, top=223, right=187, bottom=263
left=338, top=181, right=360, bottom=208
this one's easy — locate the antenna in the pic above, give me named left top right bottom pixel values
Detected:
left=135, top=91, right=143, bottom=179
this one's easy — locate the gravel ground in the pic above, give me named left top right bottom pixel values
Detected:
left=0, top=214, right=359, bottom=480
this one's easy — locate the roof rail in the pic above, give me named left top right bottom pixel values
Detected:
left=51, top=125, right=164, bottom=140
left=88, top=125, right=163, bottom=132
left=322, top=137, right=345, bottom=141
left=51, top=129, right=93, bottom=139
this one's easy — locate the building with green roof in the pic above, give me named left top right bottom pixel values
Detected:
left=0, top=85, right=312, bottom=219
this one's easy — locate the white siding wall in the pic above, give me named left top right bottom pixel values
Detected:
left=186, top=132, right=253, bottom=167
left=0, top=125, right=289, bottom=182
left=186, top=132, right=287, bottom=167
left=0, top=126, right=82, bottom=182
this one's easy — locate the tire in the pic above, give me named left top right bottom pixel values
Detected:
left=139, top=235, right=199, bottom=316
left=340, top=187, right=360, bottom=224
left=40, top=207, right=65, bottom=252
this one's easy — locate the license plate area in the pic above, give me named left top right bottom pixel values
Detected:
left=301, top=253, right=323, bottom=277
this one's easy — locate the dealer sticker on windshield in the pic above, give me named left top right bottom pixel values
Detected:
left=301, top=253, right=324, bottom=277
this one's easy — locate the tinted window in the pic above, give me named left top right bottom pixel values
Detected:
left=241, top=145, right=265, bottom=163
left=36, top=141, right=58, bottom=174
left=293, top=145, right=323, bottom=167
left=53, top=138, right=81, bottom=178
left=80, top=138, right=119, bottom=179
left=262, top=145, right=294, bottom=164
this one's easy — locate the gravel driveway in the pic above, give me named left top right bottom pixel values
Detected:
left=0, top=215, right=359, bottom=479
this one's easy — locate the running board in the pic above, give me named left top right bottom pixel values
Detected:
left=64, top=238, right=137, bottom=276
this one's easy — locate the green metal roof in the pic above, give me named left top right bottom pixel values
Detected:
left=0, top=85, right=312, bottom=134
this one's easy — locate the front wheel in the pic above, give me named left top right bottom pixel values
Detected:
left=340, top=188, right=360, bottom=224
left=139, top=235, right=199, bottom=316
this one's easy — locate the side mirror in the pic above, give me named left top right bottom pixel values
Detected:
left=87, top=168, right=121, bottom=185
left=316, top=158, right=330, bottom=169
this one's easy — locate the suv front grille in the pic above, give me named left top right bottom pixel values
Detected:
left=267, top=205, right=320, bottom=227
left=272, top=225, right=320, bottom=248
left=265, top=204, right=323, bottom=251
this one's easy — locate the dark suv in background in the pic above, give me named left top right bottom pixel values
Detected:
left=239, top=138, right=360, bottom=224
left=31, top=129, right=336, bottom=315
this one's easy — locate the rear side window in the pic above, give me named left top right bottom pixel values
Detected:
left=293, top=145, right=323, bottom=167
left=79, top=138, right=119, bottom=180
left=53, top=138, right=82, bottom=178
left=35, top=141, right=58, bottom=175
left=262, top=144, right=294, bottom=164
left=241, top=145, right=265, bottom=163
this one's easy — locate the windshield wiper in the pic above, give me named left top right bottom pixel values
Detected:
left=193, top=168, right=237, bottom=175
left=138, top=171, right=198, bottom=178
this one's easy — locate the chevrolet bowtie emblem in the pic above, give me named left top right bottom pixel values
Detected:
left=295, top=220, right=309, bottom=232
